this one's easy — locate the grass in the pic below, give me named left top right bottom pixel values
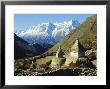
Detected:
left=35, top=56, right=54, bottom=65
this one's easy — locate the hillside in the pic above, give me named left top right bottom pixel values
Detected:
left=14, top=34, right=46, bottom=59
left=48, top=15, right=97, bottom=53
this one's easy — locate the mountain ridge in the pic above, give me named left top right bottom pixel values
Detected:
left=16, top=20, right=80, bottom=45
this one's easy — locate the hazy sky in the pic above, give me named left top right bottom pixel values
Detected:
left=14, top=14, right=94, bottom=32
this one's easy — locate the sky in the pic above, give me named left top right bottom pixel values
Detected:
left=14, top=14, right=94, bottom=32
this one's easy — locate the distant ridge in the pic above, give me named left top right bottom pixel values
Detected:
left=14, top=33, right=46, bottom=59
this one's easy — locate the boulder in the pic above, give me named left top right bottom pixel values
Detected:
left=85, top=49, right=96, bottom=61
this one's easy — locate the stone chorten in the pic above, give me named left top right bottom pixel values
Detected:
left=56, top=46, right=64, bottom=58
left=65, top=39, right=85, bottom=65
left=70, top=39, right=85, bottom=58
left=51, top=46, right=65, bottom=68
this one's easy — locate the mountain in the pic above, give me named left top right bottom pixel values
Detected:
left=14, top=34, right=46, bottom=59
left=48, top=15, right=97, bottom=53
left=16, top=20, right=80, bottom=45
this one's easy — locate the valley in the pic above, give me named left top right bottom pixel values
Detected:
left=14, top=15, right=97, bottom=76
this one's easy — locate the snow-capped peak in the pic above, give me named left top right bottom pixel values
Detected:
left=16, top=20, right=80, bottom=45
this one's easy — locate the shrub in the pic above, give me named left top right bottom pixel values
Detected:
left=75, top=59, right=83, bottom=67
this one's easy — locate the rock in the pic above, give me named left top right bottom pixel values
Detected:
left=85, top=49, right=96, bottom=61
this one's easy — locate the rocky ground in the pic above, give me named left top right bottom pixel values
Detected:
left=14, top=61, right=97, bottom=76
left=14, top=49, right=97, bottom=76
left=14, top=67, right=96, bottom=76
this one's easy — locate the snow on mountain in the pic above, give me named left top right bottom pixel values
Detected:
left=16, top=20, right=80, bottom=45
